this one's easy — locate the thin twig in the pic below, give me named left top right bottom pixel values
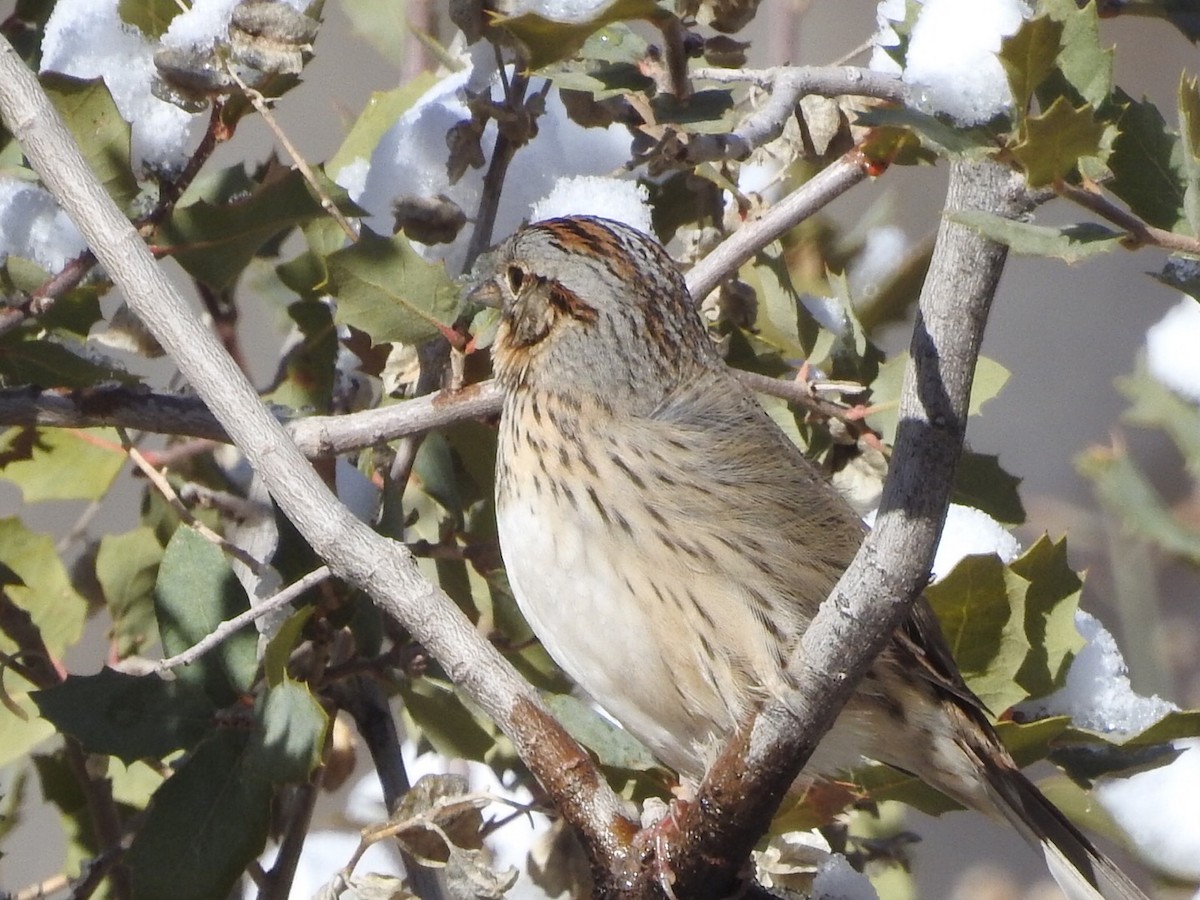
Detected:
left=1057, top=178, right=1200, bottom=256
left=679, top=66, right=906, bottom=165
left=155, top=566, right=331, bottom=672
left=118, top=428, right=270, bottom=577
left=225, top=67, right=358, bottom=242
left=686, top=148, right=874, bottom=300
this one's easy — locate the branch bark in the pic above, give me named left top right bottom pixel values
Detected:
left=0, top=33, right=636, bottom=882
left=643, top=159, right=1036, bottom=898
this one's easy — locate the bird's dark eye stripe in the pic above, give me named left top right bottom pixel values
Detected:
left=547, top=280, right=598, bottom=324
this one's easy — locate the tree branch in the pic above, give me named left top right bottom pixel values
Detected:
left=645, top=159, right=1036, bottom=898
left=685, top=148, right=874, bottom=300
left=682, top=66, right=906, bottom=165
left=0, top=33, right=637, bottom=882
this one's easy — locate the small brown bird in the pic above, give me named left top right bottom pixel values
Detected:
left=476, top=215, right=1144, bottom=900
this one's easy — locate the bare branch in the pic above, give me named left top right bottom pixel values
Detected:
left=683, top=66, right=907, bottom=165
left=686, top=148, right=874, bottom=300
left=1058, top=178, right=1200, bottom=256
left=647, top=159, right=1036, bottom=899
left=155, top=566, right=332, bottom=672
left=0, top=32, right=636, bottom=874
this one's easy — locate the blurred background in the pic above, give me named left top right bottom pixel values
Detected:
left=1, top=1, right=1197, bottom=898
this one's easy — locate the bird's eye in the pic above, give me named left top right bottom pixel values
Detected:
left=505, top=265, right=526, bottom=294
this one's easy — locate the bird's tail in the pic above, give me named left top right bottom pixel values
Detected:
left=975, top=750, right=1147, bottom=900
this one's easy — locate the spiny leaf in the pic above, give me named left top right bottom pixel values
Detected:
left=32, top=668, right=214, bottom=763
left=96, top=527, right=163, bottom=658
left=326, top=228, right=459, bottom=347
left=925, top=553, right=1032, bottom=713
left=42, top=74, right=138, bottom=208
left=1106, top=89, right=1187, bottom=231
left=155, top=527, right=258, bottom=708
left=0, top=517, right=87, bottom=659
left=1012, top=96, right=1108, bottom=186
left=0, top=335, right=134, bottom=389
left=126, top=730, right=272, bottom=900
left=1000, top=15, right=1064, bottom=112
left=949, top=211, right=1123, bottom=262
left=156, top=169, right=336, bottom=290
left=1009, top=536, right=1086, bottom=697
left=1178, top=74, right=1200, bottom=233
left=0, top=427, right=125, bottom=502
left=493, top=0, right=668, bottom=71
left=1039, top=0, right=1113, bottom=108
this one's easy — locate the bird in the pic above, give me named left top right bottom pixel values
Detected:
left=472, top=214, right=1145, bottom=900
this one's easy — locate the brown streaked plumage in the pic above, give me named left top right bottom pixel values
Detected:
left=479, top=215, right=1144, bottom=900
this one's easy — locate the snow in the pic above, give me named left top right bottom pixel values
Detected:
left=505, top=0, right=618, bottom=20
left=1095, top=738, right=1200, bottom=881
left=871, top=0, right=1029, bottom=125
left=40, top=0, right=309, bottom=172
left=864, top=503, right=1021, bottom=580
left=338, top=47, right=635, bottom=274
left=1146, top=296, right=1200, bottom=403
left=813, top=854, right=880, bottom=900
left=849, top=225, right=909, bottom=304
left=530, top=176, right=652, bottom=234
left=1026, top=611, right=1176, bottom=735
left=0, top=179, right=87, bottom=272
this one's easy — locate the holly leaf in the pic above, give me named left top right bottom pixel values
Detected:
left=949, top=211, right=1122, bottom=262
left=0, top=427, right=125, bottom=502
left=493, top=0, right=668, bottom=71
left=96, top=527, right=163, bottom=658
left=326, top=228, right=458, bottom=347
left=1012, top=96, right=1108, bottom=186
left=32, top=668, right=214, bottom=763
left=1106, top=89, right=1187, bottom=231
left=156, top=169, right=334, bottom=290
left=155, top=527, right=258, bottom=707
left=42, top=74, right=138, bottom=208
left=1000, top=15, right=1064, bottom=112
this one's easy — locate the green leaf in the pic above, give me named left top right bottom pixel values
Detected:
left=32, top=668, right=214, bottom=762
left=853, top=106, right=996, bottom=156
left=925, top=554, right=1032, bottom=713
left=118, top=0, right=180, bottom=38
left=1106, top=89, right=1187, bottom=231
left=1117, top=363, right=1200, bottom=480
left=953, top=451, right=1026, bottom=525
left=327, top=228, right=458, bottom=346
left=1178, top=74, right=1200, bottom=233
left=1078, top=445, right=1200, bottom=563
left=494, top=0, right=668, bottom=70
left=1009, top=536, right=1085, bottom=698
left=0, top=517, right=87, bottom=658
left=335, top=0, right=409, bottom=67
left=263, top=606, right=314, bottom=687
left=155, top=527, right=258, bottom=707
left=245, top=678, right=328, bottom=783
left=126, top=730, right=272, bottom=900
left=400, top=678, right=501, bottom=764
left=157, top=169, right=332, bottom=290
left=0, top=427, right=125, bottom=502
left=1012, top=96, right=1107, bottom=186
left=0, top=334, right=134, bottom=388
left=1039, top=0, right=1113, bottom=108
left=263, top=300, right=338, bottom=413
left=97, top=527, right=163, bottom=658
left=949, top=211, right=1122, bottom=263
left=0, top=693, right=55, bottom=767
left=327, top=76, right=440, bottom=177
left=542, top=693, right=661, bottom=772
left=0, top=257, right=105, bottom=336
left=970, top=356, right=1010, bottom=417
left=999, top=15, right=1064, bottom=112
left=42, top=74, right=139, bottom=208
left=33, top=751, right=100, bottom=880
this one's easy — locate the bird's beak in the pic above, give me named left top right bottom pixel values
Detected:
left=464, top=277, right=503, bottom=310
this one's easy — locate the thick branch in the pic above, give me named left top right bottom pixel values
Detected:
left=651, top=159, right=1036, bottom=898
left=0, top=34, right=635, bottom=877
